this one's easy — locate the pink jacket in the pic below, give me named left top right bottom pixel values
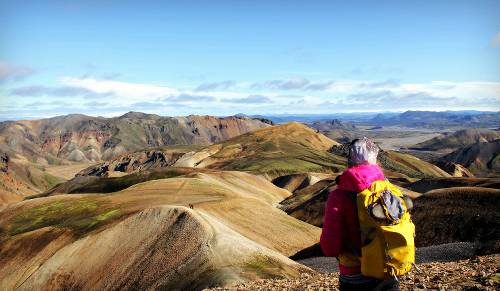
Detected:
left=320, top=164, right=385, bottom=275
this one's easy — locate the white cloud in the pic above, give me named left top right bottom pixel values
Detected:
left=60, top=77, right=179, bottom=101
left=397, top=81, right=500, bottom=100
left=58, top=77, right=261, bottom=103
left=221, top=95, right=272, bottom=104
left=250, top=78, right=336, bottom=91
left=194, top=80, right=236, bottom=91
left=2, top=76, right=499, bottom=118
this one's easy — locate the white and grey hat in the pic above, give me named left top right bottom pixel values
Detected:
left=348, top=137, right=379, bottom=167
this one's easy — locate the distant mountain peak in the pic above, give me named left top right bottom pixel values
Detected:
left=119, top=111, right=160, bottom=119
left=372, top=111, right=500, bottom=128
left=309, top=119, right=356, bottom=131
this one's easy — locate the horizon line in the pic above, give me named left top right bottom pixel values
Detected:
left=1, top=109, right=499, bottom=123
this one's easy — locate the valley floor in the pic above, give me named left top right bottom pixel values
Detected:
left=43, top=162, right=95, bottom=180
left=207, top=253, right=499, bottom=290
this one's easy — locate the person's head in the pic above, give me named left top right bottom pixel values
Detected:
left=347, top=137, right=379, bottom=167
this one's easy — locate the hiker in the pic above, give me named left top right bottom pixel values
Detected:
left=320, top=138, right=411, bottom=291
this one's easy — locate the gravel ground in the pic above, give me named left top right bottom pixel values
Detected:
left=207, top=254, right=499, bottom=290
left=298, top=242, right=479, bottom=273
left=206, top=242, right=500, bottom=290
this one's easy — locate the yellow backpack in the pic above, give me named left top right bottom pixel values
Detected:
left=356, top=180, right=415, bottom=279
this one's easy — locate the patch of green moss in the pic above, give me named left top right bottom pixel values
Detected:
left=246, top=261, right=267, bottom=271
left=45, top=155, right=62, bottom=165
left=43, top=172, right=64, bottom=189
left=83, top=145, right=95, bottom=151
left=489, top=155, right=500, bottom=172
left=379, top=152, right=426, bottom=179
left=245, top=256, right=271, bottom=271
left=257, top=141, right=280, bottom=152
left=221, top=155, right=340, bottom=179
left=243, top=256, right=285, bottom=278
left=9, top=199, right=122, bottom=236
left=211, top=144, right=242, bottom=158
left=468, top=162, right=487, bottom=174
left=34, top=164, right=45, bottom=171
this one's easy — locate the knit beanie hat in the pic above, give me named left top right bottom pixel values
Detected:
left=348, top=137, right=379, bottom=167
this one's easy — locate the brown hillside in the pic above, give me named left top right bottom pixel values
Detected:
left=0, top=152, right=70, bottom=208
left=0, top=206, right=310, bottom=290
left=412, top=187, right=500, bottom=250
left=0, top=170, right=320, bottom=290
left=278, top=178, right=337, bottom=227
left=0, top=150, right=96, bottom=208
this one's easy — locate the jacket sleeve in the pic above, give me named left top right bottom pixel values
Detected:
left=320, top=189, right=344, bottom=257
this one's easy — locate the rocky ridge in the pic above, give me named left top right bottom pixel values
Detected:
left=0, top=112, right=270, bottom=164
left=439, top=139, right=500, bottom=175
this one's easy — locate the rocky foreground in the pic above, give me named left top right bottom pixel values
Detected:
left=207, top=254, right=499, bottom=290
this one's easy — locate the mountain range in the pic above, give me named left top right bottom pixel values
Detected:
left=370, top=111, right=500, bottom=128
left=239, top=110, right=499, bottom=129
left=0, top=111, right=498, bottom=290
left=0, top=112, right=270, bottom=164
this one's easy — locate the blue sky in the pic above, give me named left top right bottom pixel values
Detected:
left=0, top=0, right=499, bottom=119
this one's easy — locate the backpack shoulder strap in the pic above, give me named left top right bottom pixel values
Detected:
left=348, top=191, right=358, bottom=202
